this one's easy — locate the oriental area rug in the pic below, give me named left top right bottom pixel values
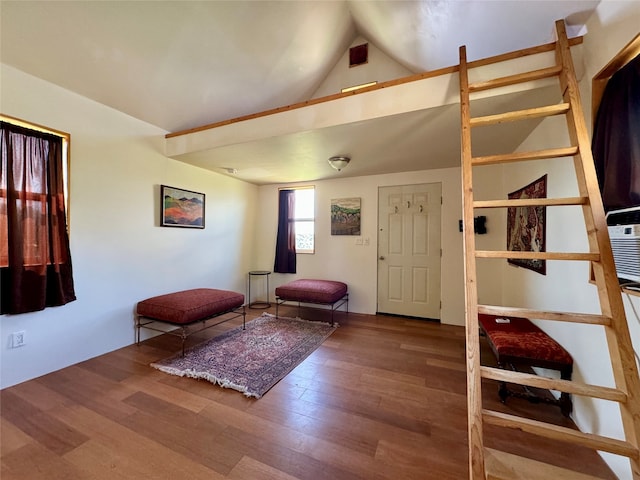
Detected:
left=151, top=313, right=337, bottom=398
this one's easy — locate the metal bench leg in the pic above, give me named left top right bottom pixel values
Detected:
left=180, top=327, right=188, bottom=357
left=560, top=368, right=573, bottom=417
left=497, top=361, right=510, bottom=403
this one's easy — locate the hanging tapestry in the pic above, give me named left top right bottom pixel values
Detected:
left=506, top=174, right=547, bottom=275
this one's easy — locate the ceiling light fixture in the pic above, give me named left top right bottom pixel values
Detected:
left=225, top=168, right=238, bottom=174
left=328, top=155, right=350, bottom=172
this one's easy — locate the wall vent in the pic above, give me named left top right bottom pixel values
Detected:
left=349, top=43, right=368, bottom=67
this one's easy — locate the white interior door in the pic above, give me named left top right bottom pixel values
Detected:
left=377, top=183, right=442, bottom=319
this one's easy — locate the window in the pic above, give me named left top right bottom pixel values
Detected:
left=1, top=115, right=71, bottom=267
left=0, top=114, right=70, bottom=217
left=591, top=36, right=640, bottom=212
left=1, top=115, right=75, bottom=314
left=293, top=187, right=315, bottom=254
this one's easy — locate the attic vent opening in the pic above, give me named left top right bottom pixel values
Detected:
left=349, top=43, right=368, bottom=67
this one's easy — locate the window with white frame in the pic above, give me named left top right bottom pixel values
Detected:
left=293, top=187, right=315, bottom=254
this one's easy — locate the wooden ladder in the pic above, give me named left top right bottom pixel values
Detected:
left=459, top=20, right=640, bottom=480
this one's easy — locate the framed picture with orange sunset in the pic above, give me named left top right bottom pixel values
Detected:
left=160, top=185, right=205, bottom=228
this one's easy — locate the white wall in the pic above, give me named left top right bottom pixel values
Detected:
left=254, top=166, right=466, bottom=326
left=0, top=64, right=258, bottom=389
left=479, top=3, right=640, bottom=477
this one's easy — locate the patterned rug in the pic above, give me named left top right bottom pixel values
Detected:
left=150, top=313, right=337, bottom=398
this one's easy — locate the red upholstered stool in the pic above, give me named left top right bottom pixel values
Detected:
left=275, top=279, right=348, bottom=325
left=136, top=288, right=245, bottom=355
left=479, top=313, right=573, bottom=416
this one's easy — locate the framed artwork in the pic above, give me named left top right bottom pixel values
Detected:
left=331, top=197, right=361, bottom=235
left=506, top=175, right=547, bottom=275
left=160, top=185, right=205, bottom=228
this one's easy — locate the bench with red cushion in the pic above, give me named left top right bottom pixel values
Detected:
left=275, top=279, right=348, bottom=325
left=479, top=313, right=573, bottom=416
left=136, top=288, right=245, bottom=355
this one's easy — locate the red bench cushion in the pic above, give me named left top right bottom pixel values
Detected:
left=137, top=288, right=244, bottom=325
left=275, top=279, right=347, bottom=304
left=479, top=314, right=573, bottom=366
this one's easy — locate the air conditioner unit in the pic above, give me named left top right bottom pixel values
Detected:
left=606, top=206, right=640, bottom=283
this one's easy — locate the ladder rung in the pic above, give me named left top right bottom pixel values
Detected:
left=480, top=366, right=628, bottom=403
left=477, top=305, right=612, bottom=326
left=484, top=447, right=614, bottom=480
left=473, top=197, right=588, bottom=209
left=483, top=410, right=640, bottom=459
left=472, top=147, right=578, bottom=166
left=469, top=65, right=562, bottom=92
left=475, top=251, right=599, bottom=261
left=470, top=103, right=571, bottom=127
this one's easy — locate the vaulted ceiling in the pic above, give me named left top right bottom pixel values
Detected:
left=0, top=1, right=600, bottom=184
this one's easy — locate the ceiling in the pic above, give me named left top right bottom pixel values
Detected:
left=0, top=1, right=600, bottom=185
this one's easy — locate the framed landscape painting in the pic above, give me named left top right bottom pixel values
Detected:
left=161, top=185, right=205, bottom=228
left=331, top=197, right=361, bottom=235
left=506, top=175, right=547, bottom=275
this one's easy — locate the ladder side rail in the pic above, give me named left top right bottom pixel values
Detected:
left=554, top=20, right=606, bottom=266
left=555, top=19, right=640, bottom=478
left=460, top=44, right=486, bottom=480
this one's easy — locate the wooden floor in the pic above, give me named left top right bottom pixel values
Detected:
left=1, top=306, right=617, bottom=480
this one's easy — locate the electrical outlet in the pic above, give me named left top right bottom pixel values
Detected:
left=11, top=331, right=26, bottom=348
left=364, top=237, right=370, bottom=246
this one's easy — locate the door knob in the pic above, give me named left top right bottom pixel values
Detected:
left=379, top=256, right=385, bottom=260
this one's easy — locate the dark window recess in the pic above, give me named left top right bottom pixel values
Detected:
left=592, top=53, right=640, bottom=212
left=349, top=43, right=368, bottom=67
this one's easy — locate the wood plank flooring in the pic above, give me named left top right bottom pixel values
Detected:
left=1, top=307, right=617, bottom=479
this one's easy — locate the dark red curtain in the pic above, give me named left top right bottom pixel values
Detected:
left=273, top=189, right=296, bottom=274
left=592, top=53, right=640, bottom=212
left=1, top=121, right=76, bottom=314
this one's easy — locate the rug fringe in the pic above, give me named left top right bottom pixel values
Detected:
left=150, top=364, right=262, bottom=398
left=260, top=312, right=338, bottom=328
